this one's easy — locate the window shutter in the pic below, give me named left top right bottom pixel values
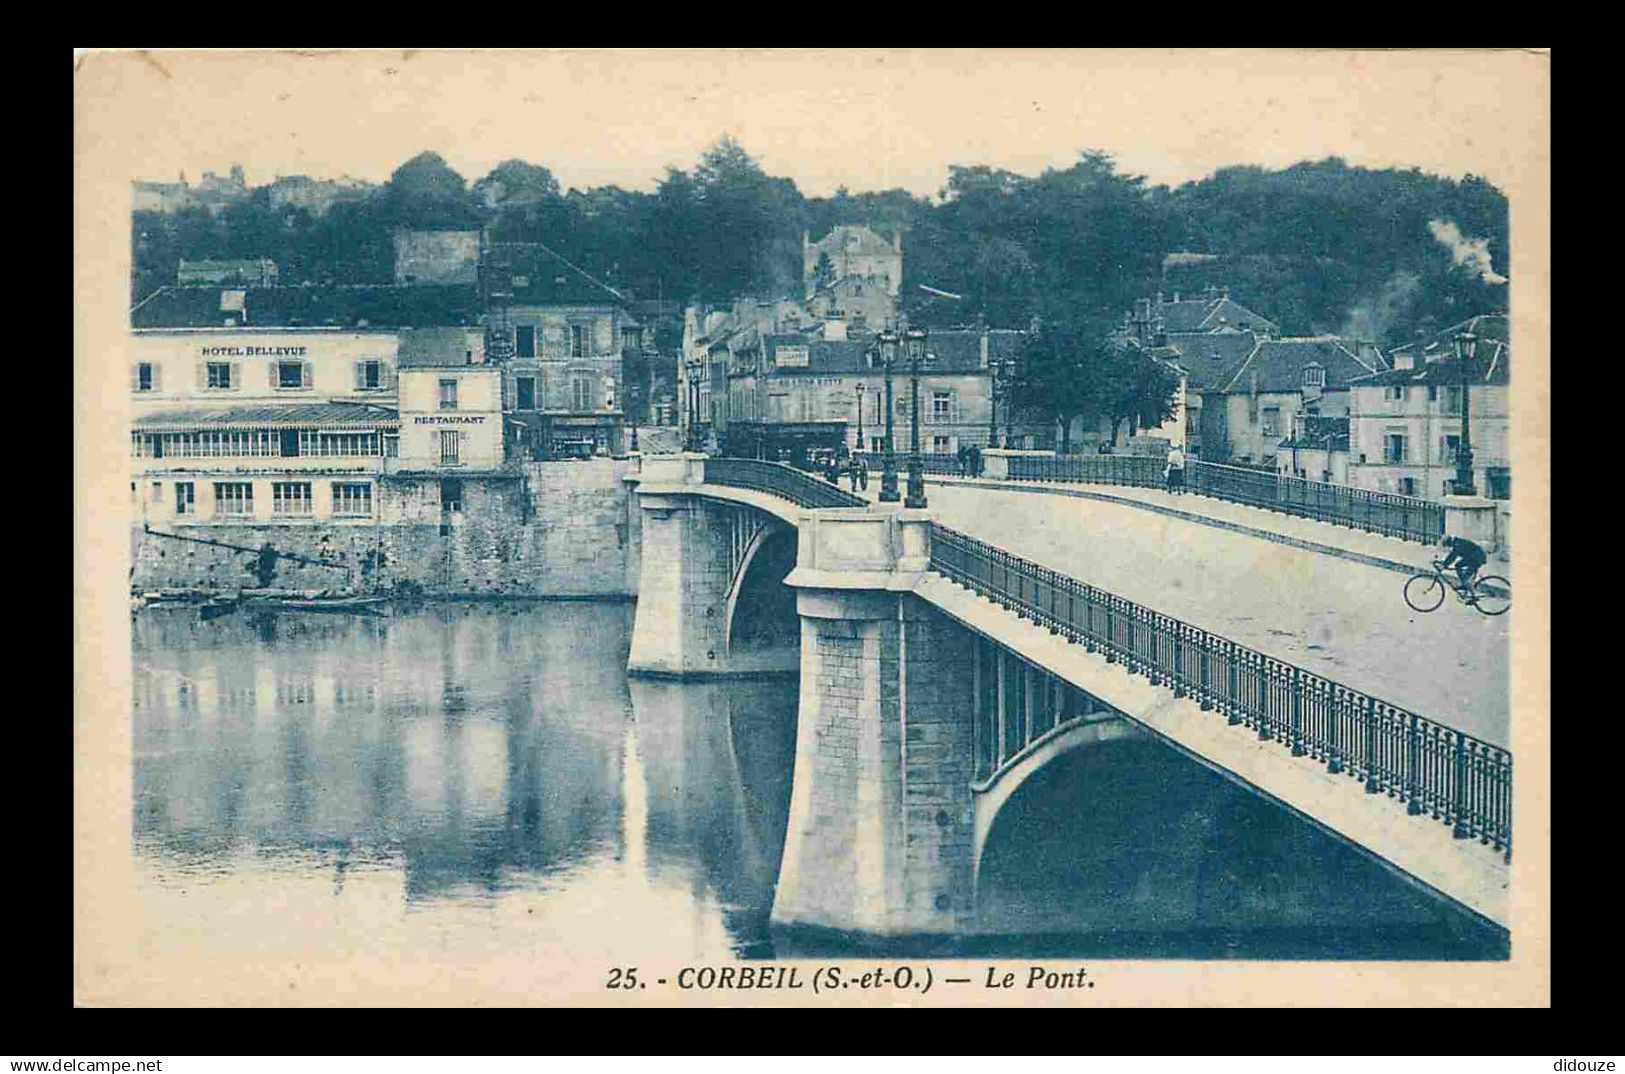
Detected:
left=196, top=361, right=207, bottom=390
left=130, top=365, right=140, bottom=391
left=268, top=362, right=278, bottom=389
left=151, top=365, right=161, bottom=391
left=230, top=362, right=241, bottom=389
left=382, top=363, right=396, bottom=391
left=354, top=361, right=366, bottom=391
left=302, top=361, right=315, bottom=388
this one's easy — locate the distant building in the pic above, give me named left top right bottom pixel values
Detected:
left=803, top=226, right=903, bottom=300
left=1346, top=314, right=1510, bottom=501
left=485, top=243, right=640, bottom=457
left=267, top=174, right=375, bottom=216
left=1205, top=336, right=1379, bottom=465
left=807, top=273, right=896, bottom=333
left=1276, top=414, right=1352, bottom=485
left=177, top=258, right=279, bottom=288
left=715, top=323, right=1025, bottom=461
left=393, top=230, right=481, bottom=286
left=132, top=178, right=193, bottom=214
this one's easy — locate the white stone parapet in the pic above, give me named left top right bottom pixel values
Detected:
left=980, top=447, right=1054, bottom=481
left=783, top=507, right=933, bottom=592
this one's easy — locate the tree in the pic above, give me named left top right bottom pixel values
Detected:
left=1011, top=320, right=1112, bottom=453
left=811, top=250, right=835, bottom=292
left=1102, top=345, right=1181, bottom=448
left=473, top=159, right=561, bottom=208
left=382, top=151, right=478, bottom=229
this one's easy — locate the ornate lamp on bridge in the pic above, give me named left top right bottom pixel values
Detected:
left=1452, top=330, right=1478, bottom=496
left=877, top=330, right=901, bottom=502
left=684, top=356, right=704, bottom=453
left=855, top=380, right=865, bottom=457
left=905, top=325, right=929, bottom=509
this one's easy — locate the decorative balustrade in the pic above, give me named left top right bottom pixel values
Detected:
left=927, top=523, right=1511, bottom=860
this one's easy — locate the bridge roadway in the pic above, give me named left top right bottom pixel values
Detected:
left=862, top=480, right=1510, bottom=748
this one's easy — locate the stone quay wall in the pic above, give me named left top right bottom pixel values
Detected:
left=131, top=458, right=639, bottom=598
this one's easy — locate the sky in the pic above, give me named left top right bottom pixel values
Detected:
left=82, top=48, right=1544, bottom=199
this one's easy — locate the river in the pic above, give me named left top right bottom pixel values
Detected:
left=132, top=602, right=1505, bottom=967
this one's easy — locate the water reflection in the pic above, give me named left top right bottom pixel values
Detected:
left=133, top=603, right=797, bottom=962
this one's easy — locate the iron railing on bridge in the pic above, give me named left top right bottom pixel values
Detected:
left=853, top=451, right=967, bottom=477
left=928, top=523, right=1512, bottom=860
left=1001, top=454, right=1446, bottom=544
left=704, top=457, right=868, bottom=509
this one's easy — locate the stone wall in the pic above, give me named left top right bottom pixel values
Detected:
left=131, top=458, right=638, bottom=598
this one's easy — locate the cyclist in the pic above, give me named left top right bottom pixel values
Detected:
left=1438, top=534, right=1487, bottom=591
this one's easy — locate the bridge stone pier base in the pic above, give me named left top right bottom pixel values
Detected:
left=772, top=509, right=980, bottom=938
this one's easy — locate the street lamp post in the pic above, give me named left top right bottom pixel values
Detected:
left=878, top=330, right=900, bottom=502
left=1003, top=356, right=1015, bottom=449
left=1453, top=331, right=1478, bottom=496
left=905, top=326, right=928, bottom=509
left=685, top=357, right=703, bottom=453
left=988, top=357, right=1001, bottom=449
left=855, top=380, right=865, bottom=458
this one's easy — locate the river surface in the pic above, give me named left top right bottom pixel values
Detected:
left=133, top=602, right=1506, bottom=969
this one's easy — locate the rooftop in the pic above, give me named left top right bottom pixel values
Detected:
left=1219, top=337, right=1378, bottom=393
left=134, top=402, right=399, bottom=430
left=132, top=284, right=483, bottom=330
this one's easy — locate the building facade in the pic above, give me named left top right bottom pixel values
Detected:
left=803, top=225, right=903, bottom=299
left=1345, top=314, right=1510, bottom=501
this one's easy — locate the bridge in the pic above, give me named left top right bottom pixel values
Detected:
left=624, top=453, right=1512, bottom=946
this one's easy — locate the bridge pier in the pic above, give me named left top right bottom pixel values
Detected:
left=772, top=510, right=980, bottom=937
left=627, top=489, right=733, bottom=676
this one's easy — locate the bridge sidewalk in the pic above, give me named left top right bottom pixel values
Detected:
left=920, top=475, right=1471, bottom=576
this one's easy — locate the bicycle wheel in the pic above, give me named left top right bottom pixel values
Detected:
left=1404, top=572, right=1446, bottom=612
left=1473, top=575, right=1511, bottom=616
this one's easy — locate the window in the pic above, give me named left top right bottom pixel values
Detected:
left=279, top=429, right=300, bottom=458
left=332, top=482, right=373, bottom=518
left=297, top=430, right=380, bottom=457
left=213, top=482, right=253, bottom=517
left=440, top=430, right=461, bottom=466
left=621, top=327, right=643, bottom=350
left=1486, top=466, right=1511, bottom=501
left=151, top=482, right=163, bottom=503
left=1399, top=476, right=1417, bottom=496
left=272, top=482, right=313, bottom=517
left=515, top=325, right=536, bottom=359
left=1302, top=365, right=1325, bottom=388
left=1384, top=432, right=1407, bottom=463
left=383, top=432, right=399, bottom=458
left=572, top=377, right=593, bottom=412
left=869, top=436, right=884, bottom=452
left=440, top=478, right=464, bottom=512
left=174, top=482, right=194, bottom=515
left=933, top=435, right=952, bottom=454
left=1440, top=434, right=1461, bottom=463
left=1427, top=385, right=1438, bottom=402
left=1386, top=385, right=1406, bottom=402
left=516, top=376, right=536, bottom=410
left=206, top=362, right=233, bottom=389
left=277, top=361, right=305, bottom=389
left=571, top=324, right=590, bottom=358
left=355, top=361, right=384, bottom=390
left=1444, top=386, right=1464, bottom=411
left=1261, top=407, right=1282, bottom=437
left=932, top=391, right=952, bottom=423
left=439, top=378, right=458, bottom=411
left=134, top=363, right=156, bottom=392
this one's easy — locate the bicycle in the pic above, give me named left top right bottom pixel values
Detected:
left=1403, top=558, right=1511, bottom=616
